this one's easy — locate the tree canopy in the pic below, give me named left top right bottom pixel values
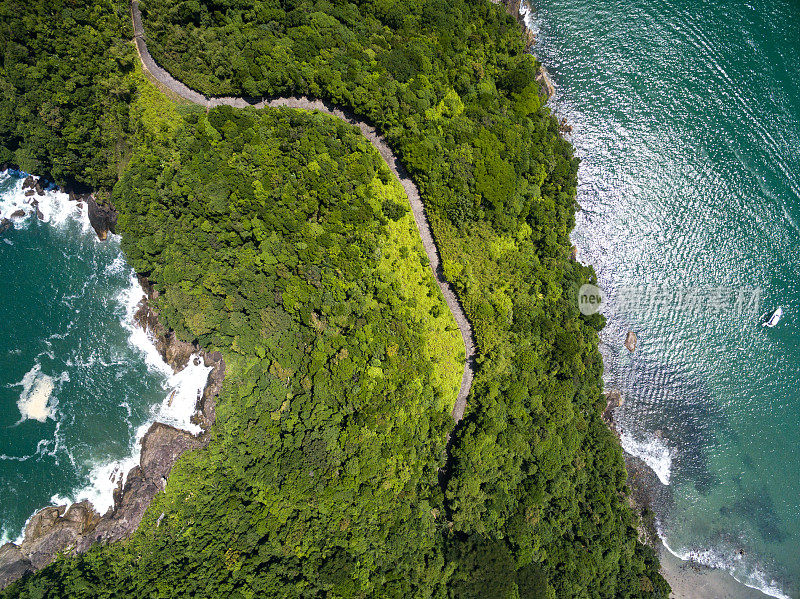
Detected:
left=0, top=0, right=669, bottom=597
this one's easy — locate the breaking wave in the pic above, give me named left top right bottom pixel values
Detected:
left=619, top=429, right=674, bottom=485
left=661, top=536, right=790, bottom=599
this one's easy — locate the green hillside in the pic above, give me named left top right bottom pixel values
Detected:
left=0, top=0, right=668, bottom=597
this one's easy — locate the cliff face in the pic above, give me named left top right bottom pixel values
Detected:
left=85, top=195, right=117, bottom=240
left=0, top=278, right=226, bottom=589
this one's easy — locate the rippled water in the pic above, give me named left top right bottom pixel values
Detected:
left=0, top=173, right=208, bottom=544
left=526, top=0, right=800, bottom=596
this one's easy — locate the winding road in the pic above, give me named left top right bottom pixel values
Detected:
left=131, top=0, right=475, bottom=423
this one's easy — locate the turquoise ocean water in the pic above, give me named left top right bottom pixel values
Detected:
left=526, top=0, right=800, bottom=596
left=0, top=173, right=209, bottom=545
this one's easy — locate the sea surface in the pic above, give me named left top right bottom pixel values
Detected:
left=525, top=0, right=800, bottom=596
left=0, top=173, right=209, bottom=545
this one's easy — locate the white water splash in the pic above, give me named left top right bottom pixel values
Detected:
left=619, top=430, right=674, bottom=485
left=0, top=175, right=92, bottom=234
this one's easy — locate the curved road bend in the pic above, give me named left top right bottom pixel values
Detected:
left=131, top=0, right=475, bottom=423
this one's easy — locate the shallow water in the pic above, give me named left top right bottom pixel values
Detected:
left=526, top=0, right=800, bottom=596
left=0, top=173, right=208, bottom=544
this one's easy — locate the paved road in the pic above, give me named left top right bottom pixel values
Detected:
left=131, top=0, right=475, bottom=423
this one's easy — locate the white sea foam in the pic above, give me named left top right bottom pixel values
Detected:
left=519, top=0, right=535, bottom=29
left=104, top=255, right=127, bottom=276
left=619, top=430, right=674, bottom=485
left=0, top=452, right=35, bottom=462
left=118, top=276, right=172, bottom=376
left=12, top=364, right=69, bottom=423
left=661, top=536, right=790, bottom=599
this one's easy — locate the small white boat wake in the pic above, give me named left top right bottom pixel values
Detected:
left=762, top=307, right=783, bottom=328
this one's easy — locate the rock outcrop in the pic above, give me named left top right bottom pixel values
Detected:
left=602, top=388, right=624, bottom=431
left=0, top=544, right=31, bottom=588
left=20, top=503, right=101, bottom=570
left=0, top=277, right=226, bottom=589
left=21, top=176, right=44, bottom=197
left=625, top=331, right=638, bottom=352
left=523, top=28, right=536, bottom=51
left=86, top=196, right=118, bottom=240
left=535, top=65, right=556, bottom=99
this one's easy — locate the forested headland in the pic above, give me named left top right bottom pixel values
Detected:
left=0, top=0, right=668, bottom=596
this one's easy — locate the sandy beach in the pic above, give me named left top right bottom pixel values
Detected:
left=660, top=546, right=771, bottom=599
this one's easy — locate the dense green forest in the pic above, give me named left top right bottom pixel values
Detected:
left=0, top=0, right=134, bottom=190
left=0, top=0, right=669, bottom=597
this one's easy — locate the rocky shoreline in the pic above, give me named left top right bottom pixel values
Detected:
left=0, top=173, right=117, bottom=241
left=602, top=390, right=672, bottom=549
left=0, top=176, right=226, bottom=588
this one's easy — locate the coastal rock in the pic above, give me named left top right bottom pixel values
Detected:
left=535, top=66, right=556, bottom=99
left=79, top=467, right=160, bottom=550
left=161, top=331, right=196, bottom=371
left=20, top=176, right=45, bottom=196
left=140, top=423, right=203, bottom=482
left=524, top=29, right=536, bottom=51
left=10, top=209, right=25, bottom=218
left=194, top=351, right=225, bottom=429
left=133, top=289, right=197, bottom=372
left=18, top=502, right=101, bottom=570
left=0, top=218, right=11, bottom=234
left=86, top=196, right=117, bottom=240
left=0, top=544, right=31, bottom=588
left=137, top=274, right=159, bottom=300
left=625, top=331, right=638, bottom=352
left=602, top=389, right=623, bottom=432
